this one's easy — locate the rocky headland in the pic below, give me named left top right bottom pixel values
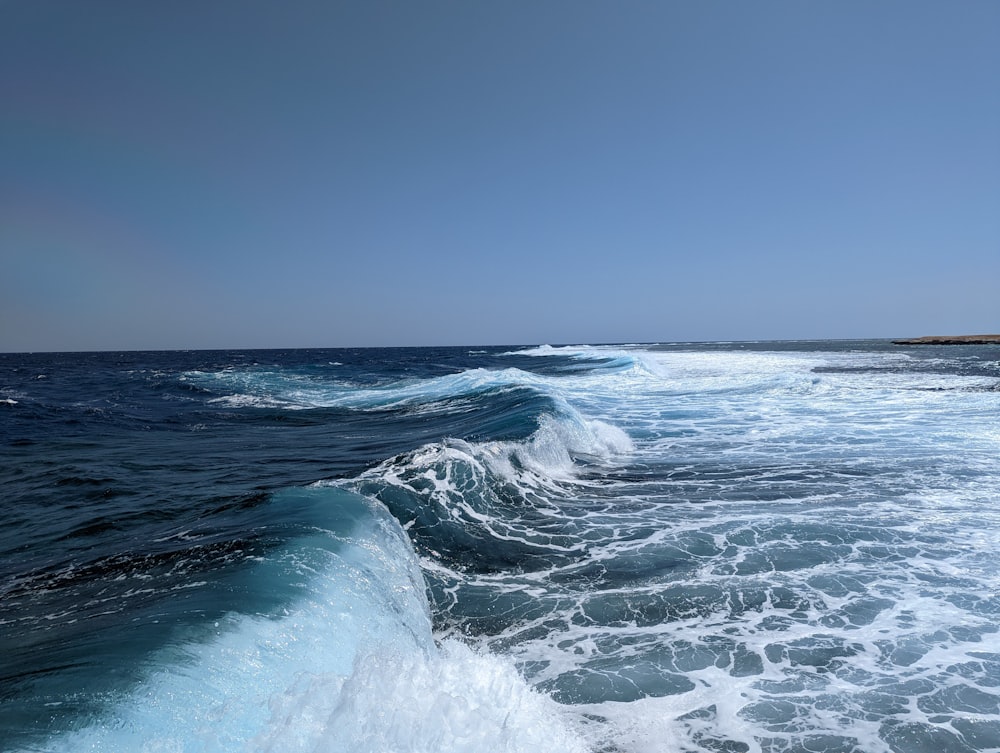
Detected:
left=892, top=334, right=1000, bottom=345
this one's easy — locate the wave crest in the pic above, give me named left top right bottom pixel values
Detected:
left=336, top=409, right=633, bottom=573
left=259, top=639, right=588, bottom=753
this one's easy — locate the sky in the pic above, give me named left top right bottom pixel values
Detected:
left=1, top=1, right=998, bottom=351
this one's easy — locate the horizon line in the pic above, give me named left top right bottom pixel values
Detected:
left=4, top=335, right=981, bottom=356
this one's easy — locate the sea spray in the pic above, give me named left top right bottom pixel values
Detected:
left=31, top=486, right=589, bottom=753
left=3, top=342, right=999, bottom=752
left=259, top=640, right=588, bottom=753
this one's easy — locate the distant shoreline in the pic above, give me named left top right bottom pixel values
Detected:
left=892, top=335, right=1000, bottom=345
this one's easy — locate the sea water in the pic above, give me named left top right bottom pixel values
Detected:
left=1, top=341, right=998, bottom=752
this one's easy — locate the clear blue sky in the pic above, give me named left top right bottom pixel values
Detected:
left=2, top=1, right=998, bottom=351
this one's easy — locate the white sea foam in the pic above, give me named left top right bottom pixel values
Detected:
left=192, top=366, right=555, bottom=411
left=448, top=344, right=1000, bottom=752
left=259, top=639, right=588, bottom=753
left=357, top=406, right=634, bottom=512
left=54, top=344, right=1000, bottom=753
left=37, top=487, right=589, bottom=753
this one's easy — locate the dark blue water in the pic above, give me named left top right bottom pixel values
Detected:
left=2, top=342, right=999, bottom=752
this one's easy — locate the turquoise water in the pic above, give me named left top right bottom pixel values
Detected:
left=2, top=341, right=999, bottom=752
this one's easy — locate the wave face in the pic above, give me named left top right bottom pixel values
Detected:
left=1, top=341, right=999, bottom=752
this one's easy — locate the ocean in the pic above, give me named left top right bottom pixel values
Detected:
left=1, top=340, right=998, bottom=753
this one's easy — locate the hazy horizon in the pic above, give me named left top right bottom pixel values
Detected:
left=8, top=334, right=1000, bottom=356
